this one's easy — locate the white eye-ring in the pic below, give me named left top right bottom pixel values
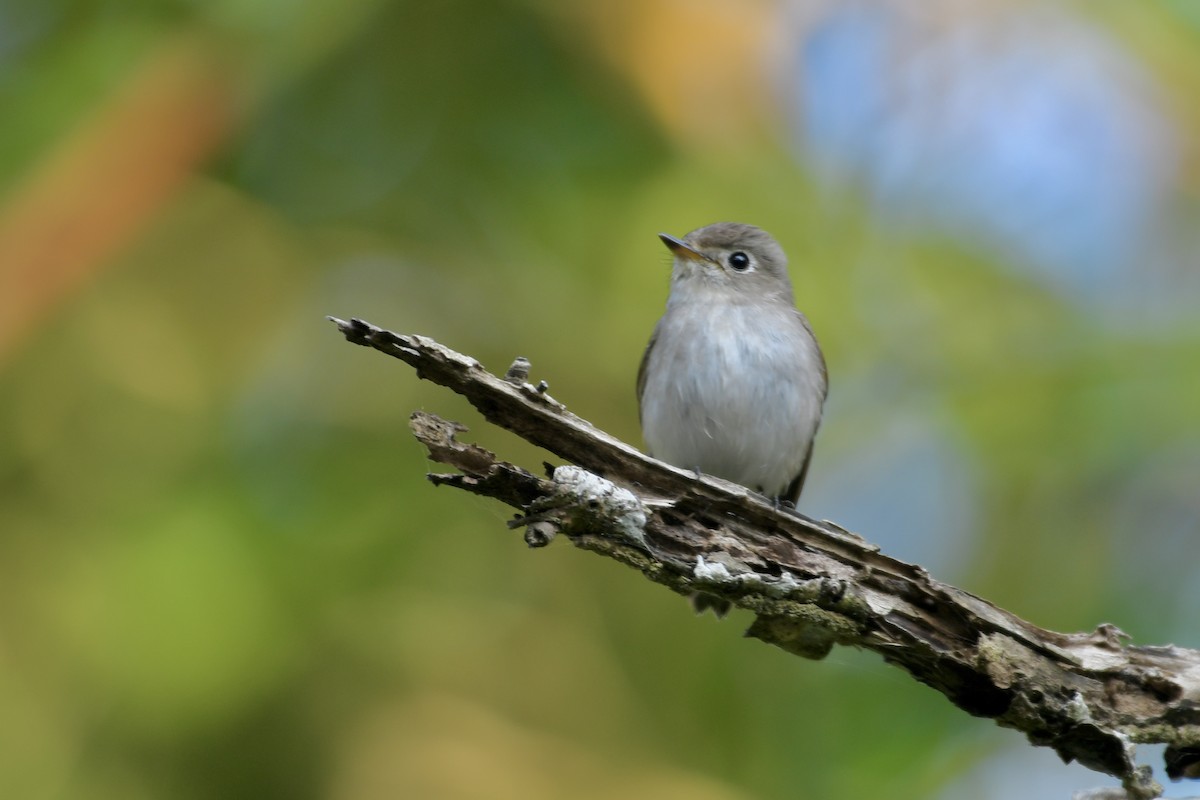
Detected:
left=728, top=251, right=752, bottom=271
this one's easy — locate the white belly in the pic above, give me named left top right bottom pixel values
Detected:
left=640, top=301, right=825, bottom=498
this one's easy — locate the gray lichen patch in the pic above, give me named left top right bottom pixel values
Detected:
left=691, top=555, right=840, bottom=601
left=552, top=466, right=648, bottom=547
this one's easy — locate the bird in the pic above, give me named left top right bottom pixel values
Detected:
left=638, top=222, right=828, bottom=508
left=638, top=222, right=828, bottom=616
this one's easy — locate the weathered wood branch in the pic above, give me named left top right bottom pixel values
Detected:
left=328, top=315, right=1200, bottom=800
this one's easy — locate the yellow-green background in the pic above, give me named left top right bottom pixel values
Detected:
left=3, top=1, right=1199, bottom=798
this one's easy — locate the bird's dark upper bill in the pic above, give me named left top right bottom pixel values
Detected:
left=658, top=233, right=709, bottom=263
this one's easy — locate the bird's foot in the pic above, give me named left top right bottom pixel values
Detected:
left=770, top=495, right=799, bottom=515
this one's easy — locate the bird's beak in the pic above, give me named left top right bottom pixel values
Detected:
left=659, top=233, right=712, bottom=265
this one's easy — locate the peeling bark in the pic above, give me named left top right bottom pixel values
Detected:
left=329, top=316, right=1200, bottom=800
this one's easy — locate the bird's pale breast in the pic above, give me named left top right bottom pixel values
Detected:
left=640, top=297, right=824, bottom=498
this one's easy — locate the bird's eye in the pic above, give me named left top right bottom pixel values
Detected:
left=728, top=251, right=751, bottom=271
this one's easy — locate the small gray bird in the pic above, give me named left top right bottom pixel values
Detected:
left=638, top=222, right=828, bottom=506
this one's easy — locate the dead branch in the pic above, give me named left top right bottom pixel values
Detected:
left=328, top=315, right=1200, bottom=800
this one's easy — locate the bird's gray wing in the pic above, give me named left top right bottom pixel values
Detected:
left=635, top=325, right=659, bottom=429
left=797, top=309, right=829, bottom=401
left=786, top=439, right=816, bottom=505
left=787, top=310, right=827, bottom=505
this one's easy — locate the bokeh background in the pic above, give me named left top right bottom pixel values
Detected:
left=3, top=0, right=1200, bottom=798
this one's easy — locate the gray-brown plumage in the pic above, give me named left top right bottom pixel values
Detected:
left=638, top=222, right=827, bottom=505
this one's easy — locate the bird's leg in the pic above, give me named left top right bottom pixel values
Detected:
left=766, top=493, right=798, bottom=515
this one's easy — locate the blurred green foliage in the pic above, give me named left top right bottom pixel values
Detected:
left=2, top=1, right=1200, bottom=798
